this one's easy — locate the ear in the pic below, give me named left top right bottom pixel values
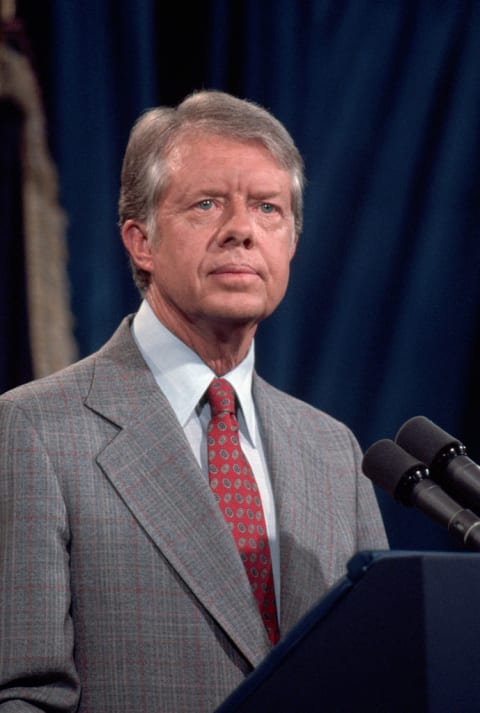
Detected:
left=121, top=220, right=153, bottom=274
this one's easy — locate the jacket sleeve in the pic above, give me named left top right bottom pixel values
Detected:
left=0, top=399, right=80, bottom=711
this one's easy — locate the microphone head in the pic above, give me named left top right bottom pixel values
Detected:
left=395, top=416, right=462, bottom=466
left=362, top=438, right=428, bottom=504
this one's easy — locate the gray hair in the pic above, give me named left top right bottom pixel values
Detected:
left=119, top=90, right=305, bottom=292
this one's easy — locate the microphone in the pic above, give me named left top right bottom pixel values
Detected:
left=396, top=416, right=480, bottom=517
left=362, top=438, right=480, bottom=551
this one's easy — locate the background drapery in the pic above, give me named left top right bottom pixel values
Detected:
left=3, top=0, right=480, bottom=550
left=0, top=31, right=77, bottom=386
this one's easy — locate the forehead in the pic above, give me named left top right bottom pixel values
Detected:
left=165, top=130, right=286, bottom=176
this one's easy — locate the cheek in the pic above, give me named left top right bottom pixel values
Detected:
left=155, top=245, right=204, bottom=288
left=289, top=236, right=298, bottom=259
left=268, top=242, right=294, bottom=278
left=266, top=256, right=292, bottom=304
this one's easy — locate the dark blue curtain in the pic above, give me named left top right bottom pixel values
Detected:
left=13, top=0, right=480, bottom=550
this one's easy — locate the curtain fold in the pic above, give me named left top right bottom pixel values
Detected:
left=0, top=41, right=77, bottom=390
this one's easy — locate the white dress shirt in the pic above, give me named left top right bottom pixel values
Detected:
left=131, top=299, right=280, bottom=611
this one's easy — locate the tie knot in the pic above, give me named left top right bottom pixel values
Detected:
left=207, top=378, right=236, bottom=417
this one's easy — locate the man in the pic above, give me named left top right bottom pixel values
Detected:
left=0, top=90, right=388, bottom=712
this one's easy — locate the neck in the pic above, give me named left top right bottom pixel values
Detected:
left=145, top=296, right=257, bottom=376
left=197, top=337, right=254, bottom=375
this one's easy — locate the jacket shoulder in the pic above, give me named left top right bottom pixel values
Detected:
left=253, top=373, right=352, bottom=435
left=0, top=316, right=136, bottom=408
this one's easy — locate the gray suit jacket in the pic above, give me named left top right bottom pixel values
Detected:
left=0, top=317, right=387, bottom=712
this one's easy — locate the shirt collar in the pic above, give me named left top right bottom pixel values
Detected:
left=131, top=300, right=257, bottom=445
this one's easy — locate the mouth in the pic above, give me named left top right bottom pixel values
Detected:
left=210, top=263, right=259, bottom=276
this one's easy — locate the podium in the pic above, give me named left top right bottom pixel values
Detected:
left=216, top=551, right=480, bottom=713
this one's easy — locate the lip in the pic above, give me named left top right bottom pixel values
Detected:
left=209, top=263, right=259, bottom=276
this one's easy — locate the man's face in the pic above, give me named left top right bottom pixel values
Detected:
left=140, top=131, right=297, bottom=337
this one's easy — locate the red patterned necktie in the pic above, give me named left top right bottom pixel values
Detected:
left=207, top=378, right=279, bottom=645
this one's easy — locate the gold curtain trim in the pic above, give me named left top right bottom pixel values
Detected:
left=0, top=43, right=78, bottom=378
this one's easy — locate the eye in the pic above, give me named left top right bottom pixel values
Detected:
left=259, top=202, right=276, bottom=214
left=197, top=199, right=214, bottom=210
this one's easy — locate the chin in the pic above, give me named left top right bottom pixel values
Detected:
left=213, top=311, right=263, bottom=326
left=202, top=295, right=262, bottom=318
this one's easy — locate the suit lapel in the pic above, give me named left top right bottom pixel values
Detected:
left=85, top=320, right=271, bottom=667
left=253, top=375, right=334, bottom=634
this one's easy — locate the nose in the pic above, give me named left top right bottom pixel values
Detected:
left=217, top=202, right=254, bottom=248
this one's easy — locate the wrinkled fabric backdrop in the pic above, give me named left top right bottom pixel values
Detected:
left=6, top=0, right=480, bottom=550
